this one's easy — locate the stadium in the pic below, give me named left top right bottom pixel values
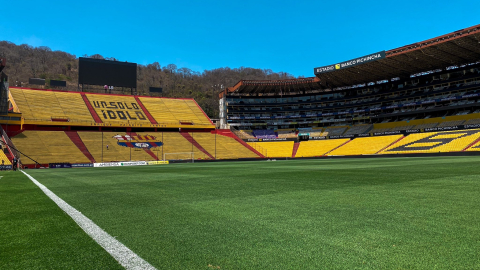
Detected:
left=2, top=24, right=480, bottom=269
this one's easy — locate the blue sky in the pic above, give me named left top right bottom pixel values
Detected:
left=2, top=0, right=479, bottom=77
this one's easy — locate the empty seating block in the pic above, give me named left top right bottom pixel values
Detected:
left=10, top=88, right=94, bottom=122
left=86, top=94, right=151, bottom=124
left=437, top=120, right=465, bottom=127
left=247, top=141, right=294, bottom=157
left=233, top=130, right=255, bottom=139
left=465, top=118, right=480, bottom=125
left=371, top=128, right=391, bottom=133
left=330, top=135, right=403, bottom=156
left=465, top=139, right=480, bottom=151
left=344, top=124, right=373, bottom=135
left=308, top=130, right=326, bottom=137
left=12, top=131, right=91, bottom=164
left=54, top=92, right=94, bottom=122
left=295, top=139, right=350, bottom=157
left=413, top=123, right=438, bottom=129
left=277, top=130, right=297, bottom=139
left=381, top=129, right=480, bottom=154
left=138, top=132, right=207, bottom=160
left=191, top=133, right=259, bottom=159
left=323, top=126, right=348, bottom=136
left=152, top=132, right=209, bottom=160
left=12, top=89, right=63, bottom=120
left=139, top=97, right=212, bottom=125
left=0, top=150, right=12, bottom=165
left=79, top=132, right=156, bottom=162
left=390, top=125, right=414, bottom=132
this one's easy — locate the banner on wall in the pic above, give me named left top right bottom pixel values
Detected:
left=72, top=163, right=94, bottom=168
left=147, top=161, right=169, bottom=165
left=93, top=161, right=147, bottom=167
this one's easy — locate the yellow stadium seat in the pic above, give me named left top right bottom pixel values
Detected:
left=329, top=135, right=403, bottom=155
left=191, top=133, right=260, bottom=159
left=11, top=131, right=91, bottom=164
left=139, top=97, right=212, bottom=125
left=137, top=132, right=209, bottom=160
left=295, top=139, right=350, bottom=157
left=247, top=141, right=294, bottom=158
left=78, top=132, right=157, bottom=162
left=0, top=150, right=12, bottom=165
left=85, top=94, right=151, bottom=124
left=382, top=129, right=480, bottom=154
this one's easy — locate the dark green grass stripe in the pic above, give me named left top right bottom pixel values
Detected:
left=0, top=171, right=123, bottom=270
left=25, top=157, right=480, bottom=269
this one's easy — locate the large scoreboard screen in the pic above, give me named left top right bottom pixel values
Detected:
left=79, top=57, right=137, bottom=88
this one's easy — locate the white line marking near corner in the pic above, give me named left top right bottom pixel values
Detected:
left=21, top=170, right=157, bottom=270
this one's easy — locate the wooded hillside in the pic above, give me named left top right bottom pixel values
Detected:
left=0, top=41, right=296, bottom=118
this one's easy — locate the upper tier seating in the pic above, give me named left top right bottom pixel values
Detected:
left=232, top=130, right=255, bottom=139
left=277, top=130, right=297, bottom=138
left=10, top=88, right=94, bottom=122
left=344, top=124, right=373, bottom=135
left=12, top=131, right=91, bottom=164
left=381, top=129, right=480, bottom=154
left=329, top=135, right=403, bottom=156
left=371, top=128, right=391, bottom=133
left=391, top=125, right=415, bottom=132
left=85, top=94, right=151, bottom=124
left=9, top=88, right=213, bottom=127
left=413, top=123, right=438, bottom=129
left=308, top=128, right=327, bottom=137
left=437, top=120, right=465, bottom=127
left=323, top=126, right=348, bottom=136
left=464, top=118, right=480, bottom=125
left=295, top=139, right=350, bottom=157
left=247, top=141, right=294, bottom=157
left=139, top=97, right=212, bottom=125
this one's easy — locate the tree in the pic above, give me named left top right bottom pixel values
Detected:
left=0, top=41, right=295, bottom=118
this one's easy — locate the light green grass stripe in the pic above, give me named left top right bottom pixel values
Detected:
left=21, top=170, right=157, bottom=270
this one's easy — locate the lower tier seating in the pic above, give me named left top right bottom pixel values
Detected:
left=465, top=139, right=480, bottom=151
left=137, top=132, right=209, bottom=160
left=295, top=139, right=350, bottom=157
left=329, top=135, right=403, bottom=156
left=79, top=132, right=158, bottom=162
left=12, top=131, right=91, bottom=165
left=10, top=129, right=480, bottom=165
left=0, top=150, right=12, bottom=165
left=192, top=132, right=260, bottom=159
left=381, top=129, right=480, bottom=154
left=247, top=141, right=294, bottom=157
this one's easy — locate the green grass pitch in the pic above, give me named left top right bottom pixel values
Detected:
left=1, top=156, right=480, bottom=269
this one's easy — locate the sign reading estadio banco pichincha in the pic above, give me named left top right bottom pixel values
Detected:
left=314, top=51, right=386, bottom=75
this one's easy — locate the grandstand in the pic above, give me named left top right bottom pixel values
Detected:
left=247, top=141, right=294, bottom=157
left=1, top=25, right=480, bottom=168
left=3, top=88, right=266, bottom=166
left=4, top=22, right=480, bottom=270
left=212, top=24, right=480, bottom=159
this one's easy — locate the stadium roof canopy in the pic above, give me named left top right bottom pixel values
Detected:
left=221, top=24, right=480, bottom=98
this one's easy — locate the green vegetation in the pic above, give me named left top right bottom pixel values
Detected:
left=0, top=41, right=295, bottom=118
left=3, top=156, right=480, bottom=269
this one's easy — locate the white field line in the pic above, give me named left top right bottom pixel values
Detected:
left=21, top=170, right=157, bottom=270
